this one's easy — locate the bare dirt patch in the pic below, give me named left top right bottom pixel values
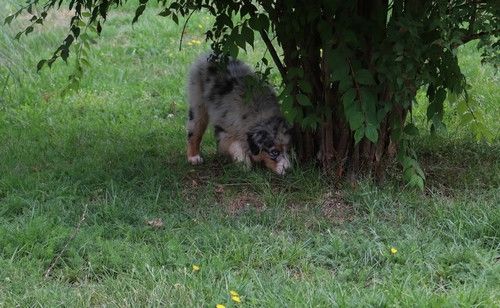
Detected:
left=320, top=191, right=354, bottom=224
left=226, top=191, right=266, bottom=215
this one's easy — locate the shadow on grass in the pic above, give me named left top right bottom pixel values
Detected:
left=414, top=136, right=499, bottom=193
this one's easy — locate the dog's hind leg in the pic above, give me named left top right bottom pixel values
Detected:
left=186, top=105, right=208, bottom=165
left=186, top=59, right=211, bottom=165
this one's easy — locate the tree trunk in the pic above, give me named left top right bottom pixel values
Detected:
left=271, top=0, right=408, bottom=182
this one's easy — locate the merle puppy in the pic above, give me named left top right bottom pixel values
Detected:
left=186, top=54, right=292, bottom=175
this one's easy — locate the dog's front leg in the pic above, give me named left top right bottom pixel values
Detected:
left=218, top=136, right=252, bottom=169
left=228, top=141, right=252, bottom=169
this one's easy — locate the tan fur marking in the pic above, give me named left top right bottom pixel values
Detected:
left=251, top=152, right=277, bottom=171
left=187, top=107, right=209, bottom=161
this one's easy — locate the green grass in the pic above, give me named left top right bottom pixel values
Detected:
left=1, top=2, right=499, bottom=306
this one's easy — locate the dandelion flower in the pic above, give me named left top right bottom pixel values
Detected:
left=231, top=295, right=241, bottom=303
left=229, top=290, right=239, bottom=296
left=390, top=247, right=398, bottom=254
left=216, top=305, right=225, bottom=308
left=192, top=264, right=200, bottom=271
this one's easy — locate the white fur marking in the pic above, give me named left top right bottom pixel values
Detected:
left=229, top=142, right=251, bottom=167
left=274, top=155, right=291, bottom=175
left=188, top=155, right=204, bottom=165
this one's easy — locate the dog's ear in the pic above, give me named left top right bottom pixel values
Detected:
left=247, top=130, right=269, bottom=155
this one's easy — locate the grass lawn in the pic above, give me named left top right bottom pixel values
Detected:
left=1, top=2, right=499, bottom=306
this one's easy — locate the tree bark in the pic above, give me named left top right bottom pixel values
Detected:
left=269, top=0, right=409, bottom=182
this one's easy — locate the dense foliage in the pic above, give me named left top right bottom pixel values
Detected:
left=5, top=0, right=499, bottom=187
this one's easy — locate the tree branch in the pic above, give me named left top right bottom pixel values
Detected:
left=259, top=29, right=287, bottom=80
left=457, top=29, right=500, bottom=46
left=44, top=204, right=88, bottom=279
left=178, top=10, right=195, bottom=51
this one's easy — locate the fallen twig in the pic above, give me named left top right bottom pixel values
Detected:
left=44, top=204, right=88, bottom=279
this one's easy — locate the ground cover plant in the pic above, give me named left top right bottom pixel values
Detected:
left=1, top=1, right=499, bottom=306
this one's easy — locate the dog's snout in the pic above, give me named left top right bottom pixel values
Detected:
left=274, top=155, right=291, bottom=175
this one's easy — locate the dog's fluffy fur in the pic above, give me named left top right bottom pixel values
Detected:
left=186, top=54, right=292, bottom=175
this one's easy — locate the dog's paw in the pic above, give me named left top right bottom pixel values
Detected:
left=188, top=155, right=204, bottom=165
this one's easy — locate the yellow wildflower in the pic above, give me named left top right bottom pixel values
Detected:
left=231, top=295, right=241, bottom=303
left=390, top=247, right=398, bottom=254
left=229, top=290, right=239, bottom=296
left=192, top=264, right=200, bottom=271
left=216, top=305, right=226, bottom=308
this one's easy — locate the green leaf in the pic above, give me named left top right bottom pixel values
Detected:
left=61, top=47, right=70, bottom=62
left=411, top=160, right=425, bottom=179
left=76, top=19, right=86, bottom=27
left=409, top=174, right=424, bottom=190
left=36, top=59, right=46, bottom=72
left=342, top=88, right=356, bottom=109
left=240, top=3, right=257, bottom=17
left=356, top=69, right=376, bottom=85
left=241, top=25, right=254, bottom=47
left=365, top=125, right=378, bottom=143
left=297, top=94, right=312, bottom=106
left=227, top=42, right=239, bottom=58
left=25, top=26, right=34, bottom=35
left=248, top=15, right=260, bottom=30
left=132, top=4, right=146, bottom=24
left=233, top=29, right=246, bottom=51
left=302, top=114, right=320, bottom=130
left=338, top=76, right=352, bottom=93
left=456, top=99, right=468, bottom=114
left=458, top=112, right=474, bottom=125
left=360, top=88, right=377, bottom=125
left=216, top=13, right=233, bottom=28
left=80, top=58, right=91, bottom=67
left=4, top=14, right=15, bottom=25
left=298, top=80, right=312, bottom=94
left=403, top=123, right=419, bottom=136
left=284, top=99, right=298, bottom=122
left=427, top=87, right=446, bottom=121
left=257, top=14, right=269, bottom=31
left=347, top=109, right=363, bottom=130
left=158, top=9, right=171, bottom=17
left=354, top=126, right=365, bottom=144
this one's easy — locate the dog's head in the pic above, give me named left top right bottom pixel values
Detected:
left=247, top=116, right=292, bottom=175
